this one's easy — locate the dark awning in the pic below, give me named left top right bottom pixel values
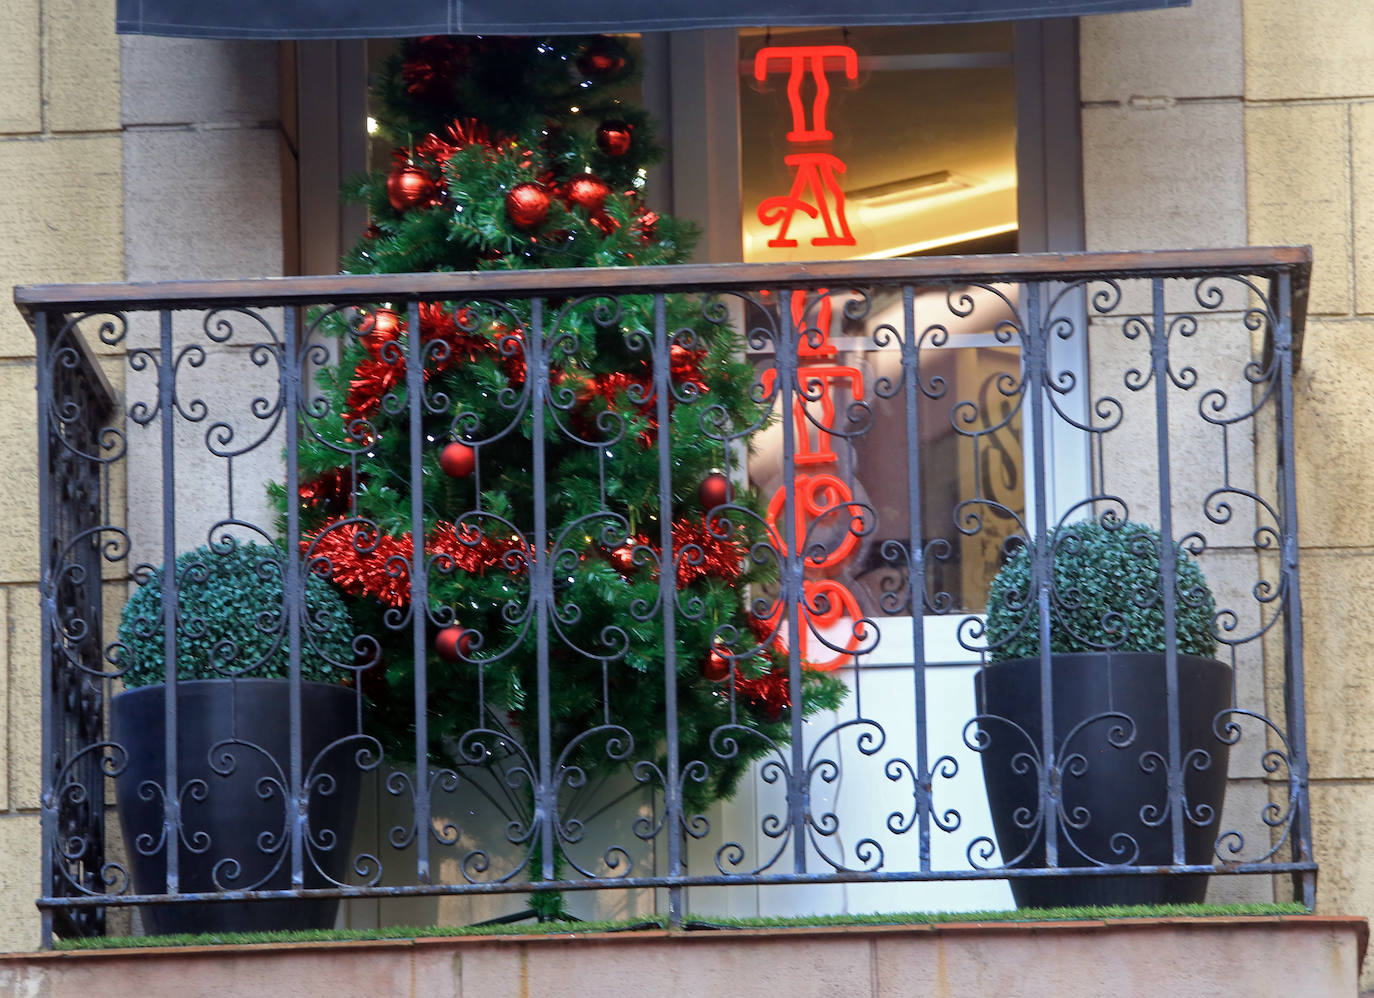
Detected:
left=116, top=0, right=1188, bottom=40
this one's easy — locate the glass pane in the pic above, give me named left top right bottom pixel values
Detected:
left=740, top=24, right=1017, bottom=261
left=741, top=24, right=1023, bottom=614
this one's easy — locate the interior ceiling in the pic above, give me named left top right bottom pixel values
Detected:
left=739, top=23, right=1018, bottom=260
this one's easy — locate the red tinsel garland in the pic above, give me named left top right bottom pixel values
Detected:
left=305, top=520, right=517, bottom=608
left=607, top=518, right=743, bottom=588
left=299, top=467, right=356, bottom=514
left=672, top=519, right=744, bottom=587
left=734, top=668, right=792, bottom=720
left=342, top=304, right=526, bottom=426
left=306, top=522, right=414, bottom=608
left=345, top=355, right=407, bottom=425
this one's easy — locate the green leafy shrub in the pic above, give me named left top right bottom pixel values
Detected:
left=984, top=518, right=1217, bottom=662
left=117, top=542, right=356, bottom=688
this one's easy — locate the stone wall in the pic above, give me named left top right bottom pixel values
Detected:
left=0, top=2, right=288, bottom=948
left=0, top=917, right=1365, bottom=998
left=1082, top=0, right=1374, bottom=986
left=0, top=0, right=122, bottom=953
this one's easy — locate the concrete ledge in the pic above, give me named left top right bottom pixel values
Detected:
left=0, top=915, right=1365, bottom=998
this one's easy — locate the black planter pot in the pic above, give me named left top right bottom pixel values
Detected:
left=975, top=653, right=1233, bottom=908
left=111, top=679, right=364, bottom=934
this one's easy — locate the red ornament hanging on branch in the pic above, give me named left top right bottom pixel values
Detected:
left=439, top=441, right=476, bottom=478
left=564, top=175, right=611, bottom=215
left=359, top=308, right=402, bottom=356
left=505, top=182, right=551, bottom=230
left=699, top=470, right=732, bottom=509
left=702, top=645, right=732, bottom=681
left=387, top=163, right=438, bottom=212
left=435, top=626, right=475, bottom=663
left=577, top=40, right=627, bottom=80
left=609, top=543, right=637, bottom=575
left=596, top=120, right=633, bottom=158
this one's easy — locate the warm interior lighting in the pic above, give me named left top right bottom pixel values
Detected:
left=855, top=221, right=1020, bottom=259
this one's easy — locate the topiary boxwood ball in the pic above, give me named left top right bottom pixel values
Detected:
left=984, top=518, right=1217, bottom=663
left=117, top=542, right=356, bottom=688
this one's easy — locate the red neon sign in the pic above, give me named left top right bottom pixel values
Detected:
left=753, top=46, right=858, bottom=142
left=753, top=45, right=859, bottom=250
left=756, top=290, right=871, bottom=672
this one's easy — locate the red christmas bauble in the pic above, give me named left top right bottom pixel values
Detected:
left=359, top=308, right=402, bottom=354
left=439, top=441, right=476, bottom=478
left=577, top=43, right=627, bottom=79
left=386, top=164, right=437, bottom=212
left=699, top=471, right=732, bottom=509
left=596, top=121, right=633, bottom=158
left=609, top=544, right=636, bottom=574
left=435, top=626, right=474, bottom=663
left=565, top=175, right=610, bottom=215
left=505, top=182, right=551, bottom=230
left=702, top=646, right=731, bottom=681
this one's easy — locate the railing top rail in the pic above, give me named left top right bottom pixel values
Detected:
left=14, top=246, right=1312, bottom=316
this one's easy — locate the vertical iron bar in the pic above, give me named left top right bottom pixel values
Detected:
left=158, top=308, right=180, bottom=895
left=652, top=293, right=683, bottom=924
left=406, top=298, right=432, bottom=885
left=1149, top=278, right=1185, bottom=865
left=531, top=298, right=555, bottom=882
left=36, top=309, right=55, bottom=947
left=1024, top=281, right=1057, bottom=869
left=899, top=286, right=932, bottom=872
left=1274, top=270, right=1314, bottom=906
left=778, top=290, right=807, bottom=874
left=283, top=307, right=305, bottom=890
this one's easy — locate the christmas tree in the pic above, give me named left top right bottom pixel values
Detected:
left=284, top=35, right=845, bottom=898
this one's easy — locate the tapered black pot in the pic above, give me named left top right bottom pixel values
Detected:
left=975, top=653, right=1233, bottom=908
left=111, top=679, right=363, bottom=934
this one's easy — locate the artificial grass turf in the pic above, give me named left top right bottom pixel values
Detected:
left=55, top=902, right=1308, bottom=950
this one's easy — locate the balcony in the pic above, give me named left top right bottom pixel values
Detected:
left=18, top=247, right=1316, bottom=943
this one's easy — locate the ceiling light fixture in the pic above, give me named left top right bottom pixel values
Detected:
left=847, top=170, right=976, bottom=206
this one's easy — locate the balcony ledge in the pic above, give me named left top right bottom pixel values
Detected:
left=1, top=914, right=1365, bottom=998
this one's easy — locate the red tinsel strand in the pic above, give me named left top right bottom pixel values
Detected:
left=344, top=305, right=529, bottom=425
left=634, top=210, right=660, bottom=244
left=734, top=668, right=792, bottom=721
left=605, top=520, right=741, bottom=588
left=427, top=521, right=521, bottom=575
left=747, top=609, right=779, bottom=646
left=672, top=518, right=744, bottom=587
left=299, top=467, right=357, bottom=514
left=413, top=133, right=456, bottom=165
left=574, top=354, right=708, bottom=445
left=415, top=118, right=503, bottom=166
left=306, top=523, right=415, bottom=608
left=344, top=355, right=407, bottom=424
left=305, top=520, right=522, bottom=609
left=419, top=304, right=528, bottom=386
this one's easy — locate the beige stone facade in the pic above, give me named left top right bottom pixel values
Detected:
left=1084, top=10, right=1374, bottom=990
left=0, top=0, right=122, bottom=952
left=1, top=0, right=1371, bottom=987
left=0, top=917, right=1366, bottom=998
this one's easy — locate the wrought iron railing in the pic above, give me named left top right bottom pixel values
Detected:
left=20, top=247, right=1314, bottom=941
